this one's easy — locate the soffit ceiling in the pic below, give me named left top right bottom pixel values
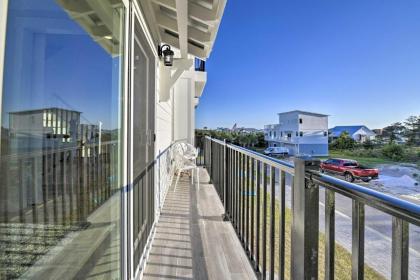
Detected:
left=139, top=0, right=227, bottom=60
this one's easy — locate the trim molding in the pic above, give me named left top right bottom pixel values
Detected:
left=0, top=0, right=9, bottom=149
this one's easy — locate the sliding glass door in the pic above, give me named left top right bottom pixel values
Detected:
left=130, top=5, right=156, bottom=277
left=0, top=0, right=126, bottom=279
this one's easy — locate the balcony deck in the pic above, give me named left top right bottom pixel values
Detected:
left=143, top=167, right=256, bottom=280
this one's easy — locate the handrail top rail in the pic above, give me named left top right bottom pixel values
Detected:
left=205, top=136, right=295, bottom=174
left=309, top=170, right=420, bottom=225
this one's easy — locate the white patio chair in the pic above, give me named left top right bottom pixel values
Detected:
left=173, top=142, right=199, bottom=192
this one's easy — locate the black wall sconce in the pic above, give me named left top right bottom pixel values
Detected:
left=158, top=44, right=174, bottom=66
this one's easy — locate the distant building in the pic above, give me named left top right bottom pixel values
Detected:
left=329, top=125, right=376, bottom=143
left=236, top=127, right=262, bottom=134
left=264, top=110, right=329, bottom=156
left=372, top=128, right=383, bottom=136
left=9, top=108, right=81, bottom=153
left=216, top=127, right=230, bottom=132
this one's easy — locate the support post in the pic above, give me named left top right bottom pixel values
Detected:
left=291, top=157, right=320, bottom=280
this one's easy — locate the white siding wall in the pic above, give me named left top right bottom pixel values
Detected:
left=155, top=88, right=173, bottom=153
left=299, top=114, right=328, bottom=131
left=155, top=64, right=200, bottom=154
left=298, top=114, right=328, bottom=144
left=278, top=111, right=299, bottom=142
left=173, top=77, right=193, bottom=144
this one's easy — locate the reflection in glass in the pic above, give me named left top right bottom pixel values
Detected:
left=0, top=0, right=125, bottom=279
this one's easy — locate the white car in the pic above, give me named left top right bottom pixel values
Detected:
left=263, top=147, right=289, bottom=156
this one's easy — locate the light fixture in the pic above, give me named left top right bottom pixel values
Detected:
left=158, top=44, right=174, bottom=66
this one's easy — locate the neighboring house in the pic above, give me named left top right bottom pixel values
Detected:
left=264, top=110, right=329, bottom=156
left=329, top=125, right=376, bottom=143
left=9, top=108, right=81, bottom=151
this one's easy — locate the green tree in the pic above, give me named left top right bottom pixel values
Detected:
left=330, top=131, right=356, bottom=150
left=382, top=122, right=405, bottom=144
left=404, top=116, right=420, bottom=146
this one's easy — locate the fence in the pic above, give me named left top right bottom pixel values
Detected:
left=202, top=136, right=420, bottom=280
left=0, top=141, right=119, bottom=226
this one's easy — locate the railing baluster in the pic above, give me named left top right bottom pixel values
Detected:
left=270, top=166, right=275, bottom=280
left=262, top=163, right=268, bottom=279
left=278, top=170, right=285, bottom=280
left=352, top=200, right=365, bottom=280
left=230, top=148, right=233, bottom=218
left=246, top=155, right=250, bottom=252
left=251, top=158, right=255, bottom=262
left=256, top=160, right=261, bottom=272
left=325, top=188, right=335, bottom=280
left=234, top=150, right=237, bottom=227
left=69, top=150, right=74, bottom=224
left=235, top=152, right=241, bottom=232
left=392, top=217, right=409, bottom=280
left=18, top=159, right=24, bottom=223
left=60, top=151, right=66, bottom=225
left=42, top=154, right=49, bottom=225
left=31, top=157, right=37, bottom=224
left=53, top=151, right=58, bottom=224
left=241, top=153, right=245, bottom=242
left=238, top=152, right=244, bottom=237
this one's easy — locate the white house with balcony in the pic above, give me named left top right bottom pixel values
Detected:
left=264, top=110, right=329, bottom=156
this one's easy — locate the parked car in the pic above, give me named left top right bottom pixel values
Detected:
left=264, top=147, right=289, bottom=157
left=320, top=158, right=379, bottom=182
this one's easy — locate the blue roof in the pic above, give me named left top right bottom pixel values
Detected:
left=329, top=125, right=372, bottom=137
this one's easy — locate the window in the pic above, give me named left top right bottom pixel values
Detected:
left=296, top=131, right=298, bottom=137
left=274, top=131, right=276, bottom=137
left=281, top=131, right=283, bottom=137
left=0, top=1, right=125, bottom=278
left=324, top=131, right=328, bottom=137
left=299, top=118, right=303, bottom=124
left=300, top=131, right=303, bottom=137
left=332, top=159, right=341, bottom=165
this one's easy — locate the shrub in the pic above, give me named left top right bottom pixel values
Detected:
left=363, top=139, right=374, bottom=150
left=330, top=132, right=356, bottom=150
left=381, top=144, right=405, bottom=161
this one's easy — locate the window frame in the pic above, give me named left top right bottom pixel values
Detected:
left=0, top=0, right=9, bottom=146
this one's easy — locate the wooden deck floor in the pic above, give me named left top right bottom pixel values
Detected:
left=143, top=167, right=256, bottom=280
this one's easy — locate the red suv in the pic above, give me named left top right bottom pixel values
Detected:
left=320, top=158, right=379, bottom=182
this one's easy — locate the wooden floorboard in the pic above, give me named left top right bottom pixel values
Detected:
left=143, top=168, right=256, bottom=280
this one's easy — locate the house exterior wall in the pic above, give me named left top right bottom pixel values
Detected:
left=352, top=127, right=376, bottom=142
left=156, top=88, right=173, bottom=153
left=265, top=111, right=329, bottom=156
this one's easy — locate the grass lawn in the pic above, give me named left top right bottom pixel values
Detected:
left=247, top=192, right=385, bottom=279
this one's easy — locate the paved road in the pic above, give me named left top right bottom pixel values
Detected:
left=276, top=174, right=420, bottom=279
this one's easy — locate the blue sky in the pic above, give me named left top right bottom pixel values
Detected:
left=196, top=0, right=420, bottom=130
left=2, top=0, right=121, bottom=129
